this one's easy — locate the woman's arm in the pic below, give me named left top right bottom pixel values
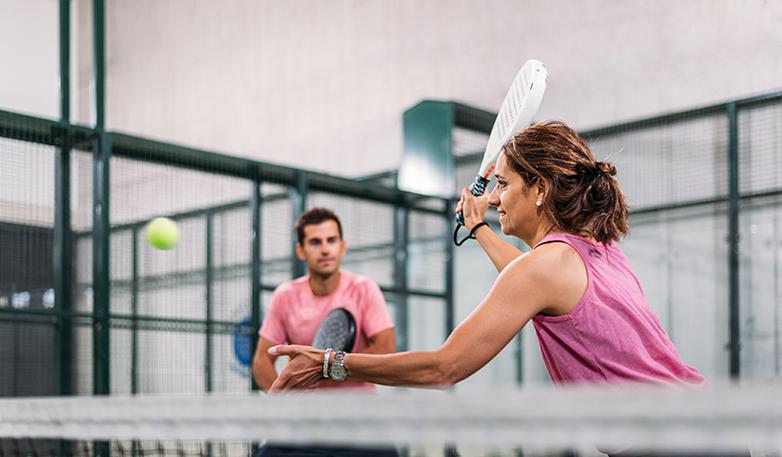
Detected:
left=269, top=250, right=553, bottom=391
left=458, top=188, right=524, bottom=272
left=471, top=225, right=525, bottom=272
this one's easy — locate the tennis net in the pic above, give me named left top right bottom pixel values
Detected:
left=2, top=382, right=781, bottom=457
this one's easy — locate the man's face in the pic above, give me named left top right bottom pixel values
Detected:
left=295, top=220, right=346, bottom=278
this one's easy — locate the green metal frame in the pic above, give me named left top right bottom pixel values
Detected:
left=109, top=133, right=443, bottom=209
left=91, top=130, right=110, bottom=398
left=250, top=181, right=262, bottom=391
left=205, top=211, right=214, bottom=393
left=131, top=226, right=139, bottom=394
left=91, top=14, right=111, bottom=457
left=393, top=207, right=410, bottom=350
left=55, top=0, right=73, bottom=398
left=444, top=199, right=455, bottom=337
left=291, top=171, right=308, bottom=278
left=727, top=102, right=740, bottom=379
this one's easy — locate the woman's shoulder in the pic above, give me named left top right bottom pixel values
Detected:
left=502, top=239, right=588, bottom=312
left=505, top=241, right=581, bottom=281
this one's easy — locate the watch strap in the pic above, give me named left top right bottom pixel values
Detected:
left=322, top=348, right=333, bottom=378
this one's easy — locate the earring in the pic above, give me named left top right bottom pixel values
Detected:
left=535, top=200, right=542, bottom=207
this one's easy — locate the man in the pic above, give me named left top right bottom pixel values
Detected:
left=252, top=208, right=399, bottom=456
left=252, top=207, right=397, bottom=392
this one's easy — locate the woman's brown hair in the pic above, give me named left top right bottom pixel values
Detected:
left=502, top=120, right=629, bottom=244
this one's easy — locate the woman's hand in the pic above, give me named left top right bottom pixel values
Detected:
left=268, top=345, right=325, bottom=392
left=456, top=188, right=490, bottom=230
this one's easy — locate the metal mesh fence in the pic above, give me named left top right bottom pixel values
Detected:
left=0, top=106, right=451, bottom=398
left=2, top=92, right=782, bottom=397
left=584, top=113, right=729, bottom=209
left=0, top=132, right=58, bottom=397
left=737, top=99, right=782, bottom=379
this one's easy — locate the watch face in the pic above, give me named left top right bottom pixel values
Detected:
left=330, top=364, right=347, bottom=381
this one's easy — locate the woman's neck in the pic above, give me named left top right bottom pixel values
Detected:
left=525, top=223, right=557, bottom=248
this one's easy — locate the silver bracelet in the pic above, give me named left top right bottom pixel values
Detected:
left=322, top=348, right=333, bottom=378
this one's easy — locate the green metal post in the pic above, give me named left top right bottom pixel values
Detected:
left=400, top=101, right=455, bottom=197
left=205, top=212, right=214, bottom=392
left=91, top=1, right=111, bottom=453
left=444, top=205, right=458, bottom=457
left=204, top=214, right=215, bottom=457
left=92, top=0, right=110, bottom=395
left=59, top=0, right=70, bottom=122
left=250, top=181, right=263, bottom=457
left=12, top=321, right=19, bottom=393
left=393, top=206, right=409, bottom=351
left=55, top=0, right=73, bottom=397
left=515, top=331, right=524, bottom=385
left=251, top=181, right=262, bottom=391
left=92, top=0, right=105, bottom=129
left=727, top=102, right=741, bottom=379
left=131, top=227, right=138, bottom=394
left=130, top=227, right=141, bottom=457
left=444, top=201, right=455, bottom=337
left=291, top=171, right=308, bottom=278
left=92, top=131, right=111, bottom=398
left=514, top=240, right=524, bottom=386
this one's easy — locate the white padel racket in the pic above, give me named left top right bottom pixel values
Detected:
left=454, top=59, right=548, bottom=246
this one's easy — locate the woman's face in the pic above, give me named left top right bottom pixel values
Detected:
left=487, top=153, right=543, bottom=240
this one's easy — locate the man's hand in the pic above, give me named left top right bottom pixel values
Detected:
left=268, top=345, right=325, bottom=392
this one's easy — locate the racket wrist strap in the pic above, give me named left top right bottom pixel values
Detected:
left=470, top=221, right=489, bottom=236
left=322, top=348, right=333, bottom=378
left=454, top=221, right=489, bottom=246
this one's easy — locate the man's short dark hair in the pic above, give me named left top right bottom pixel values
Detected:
left=295, top=207, right=343, bottom=244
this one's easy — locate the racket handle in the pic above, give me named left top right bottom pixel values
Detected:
left=454, top=175, right=490, bottom=226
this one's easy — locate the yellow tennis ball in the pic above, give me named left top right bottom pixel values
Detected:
left=145, top=217, right=180, bottom=250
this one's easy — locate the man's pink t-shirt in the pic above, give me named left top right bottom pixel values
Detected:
left=260, top=270, right=394, bottom=390
left=531, top=232, right=705, bottom=386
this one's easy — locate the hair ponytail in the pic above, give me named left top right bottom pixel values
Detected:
left=502, top=121, right=629, bottom=244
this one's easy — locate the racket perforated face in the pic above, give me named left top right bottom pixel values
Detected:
left=478, top=60, right=548, bottom=179
left=311, top=308, right=356, bottom=352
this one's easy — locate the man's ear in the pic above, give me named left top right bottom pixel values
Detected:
left=295, top=243, right=306, bottom=261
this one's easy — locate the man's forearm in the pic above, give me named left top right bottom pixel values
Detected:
left=361, top=328, right=397, bottom=355
left=253, top=363, right=278, bottom=392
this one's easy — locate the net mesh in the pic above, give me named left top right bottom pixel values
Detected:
left=1, top=384, right=781, bottom=457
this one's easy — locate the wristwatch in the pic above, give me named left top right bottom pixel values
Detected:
left=329, top=350, right=347, bottom=381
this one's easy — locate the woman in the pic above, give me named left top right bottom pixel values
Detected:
left=268, top=120, right=704, bottom=391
